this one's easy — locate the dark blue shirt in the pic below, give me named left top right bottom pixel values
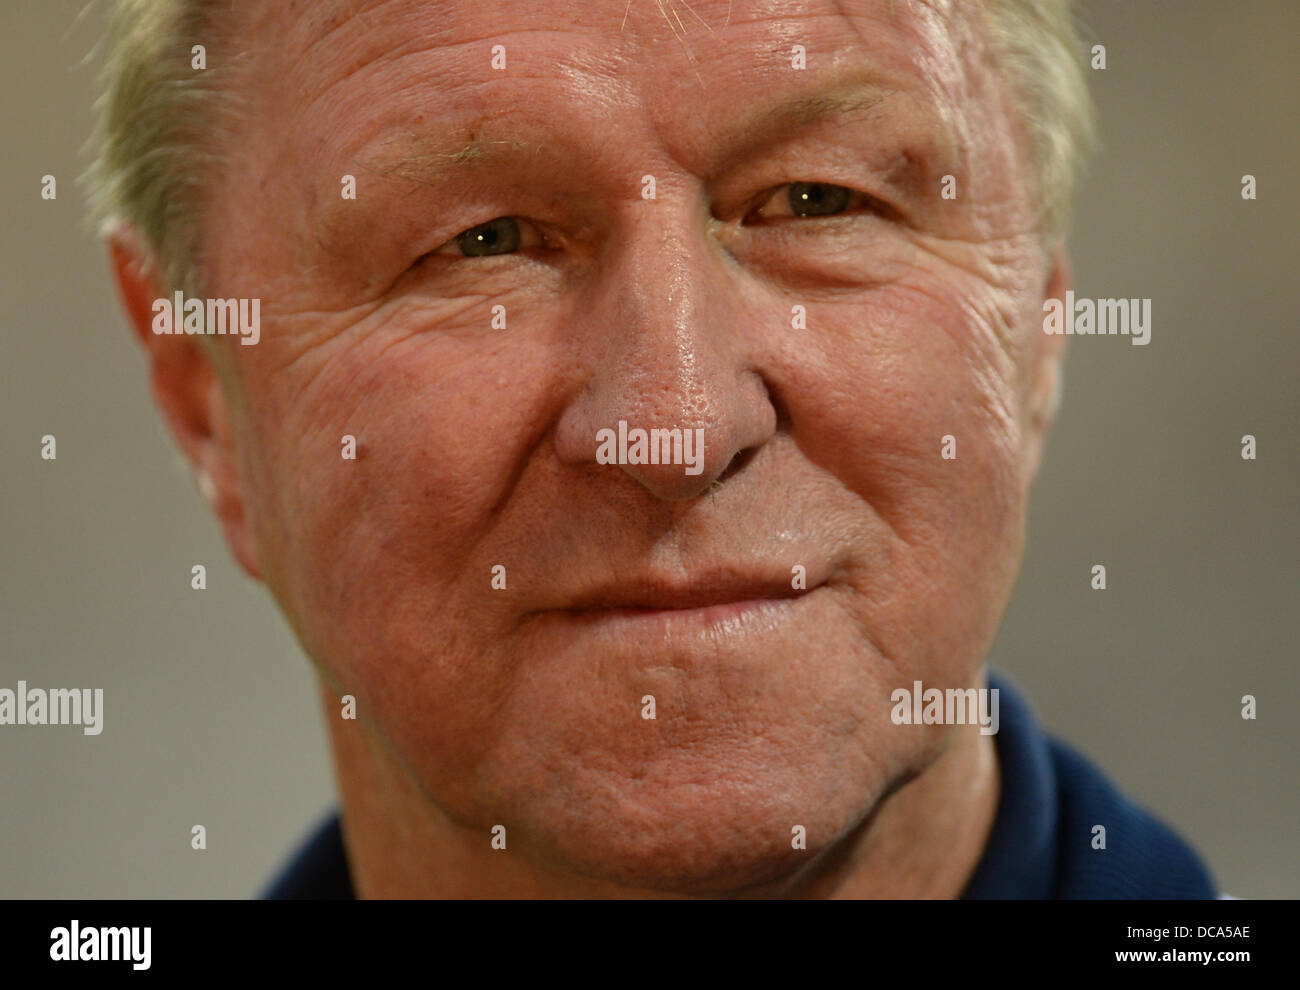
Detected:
left=263, top=673, right=1217, bottom=899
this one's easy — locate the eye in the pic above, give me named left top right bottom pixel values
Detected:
left=746, top=181, right=880, bottom=222
left=434, top=216, right=544, bottom=258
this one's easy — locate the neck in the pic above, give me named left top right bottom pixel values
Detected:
left=320, top=680, right=1000, bottom=899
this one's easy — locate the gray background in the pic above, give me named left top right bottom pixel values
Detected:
left=1, top=1, right=1296, bottom=897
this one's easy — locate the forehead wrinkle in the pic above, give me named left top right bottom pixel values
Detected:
left=294, top=0, right=388, bottom=67
left=835, top=0, right=975, bottom=186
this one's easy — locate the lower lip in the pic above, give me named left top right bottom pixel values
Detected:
left=552, top=593, right=817, bottom=638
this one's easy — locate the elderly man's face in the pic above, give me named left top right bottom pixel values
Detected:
left=182, top=0, right=1062, bottom=891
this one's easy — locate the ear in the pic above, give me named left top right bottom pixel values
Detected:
left=108, top=224, right=264, bottom=581
left=1023, top=243, right=1070, bottom=486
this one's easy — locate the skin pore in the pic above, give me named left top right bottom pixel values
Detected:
left=110, top=0, right=1069, bottom=897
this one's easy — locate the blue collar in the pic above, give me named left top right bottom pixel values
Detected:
left=963, top=673, right=1216, bottom=898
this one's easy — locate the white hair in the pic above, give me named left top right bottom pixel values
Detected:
left=983, top=0, right=1098, bottom=245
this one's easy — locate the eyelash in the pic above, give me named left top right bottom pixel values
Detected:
left=429, top=181, right=887, bottom=260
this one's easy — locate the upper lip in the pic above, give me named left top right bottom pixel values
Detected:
left=558, top=573, right=817, bottom=612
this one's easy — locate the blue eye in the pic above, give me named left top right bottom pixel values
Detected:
left=435, top=216, right=544, bottom=258
left=447, top=217, right=520, bottom=256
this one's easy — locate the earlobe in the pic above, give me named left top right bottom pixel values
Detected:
left=107, top=225, right=264, bottom=582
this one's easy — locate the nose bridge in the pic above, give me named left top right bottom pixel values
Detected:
left=554, top=199, right=775, bottom=500
left=607, top=211, right=715, bottom=421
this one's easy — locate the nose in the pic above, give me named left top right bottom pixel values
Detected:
left=554, top=213, right=776, bottom=501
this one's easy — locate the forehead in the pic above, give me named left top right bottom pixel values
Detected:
left=240, top=0, right=987, bottom=167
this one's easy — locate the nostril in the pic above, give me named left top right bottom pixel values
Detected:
left=717, top=446, right=756, bottom=484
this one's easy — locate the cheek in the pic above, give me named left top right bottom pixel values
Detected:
left=230, top=308, right=563, bottom=770
left=783, top=267, right=1029, bottom=679
left=240, top=290, right=550, bottom=564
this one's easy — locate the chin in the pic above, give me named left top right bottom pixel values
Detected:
left=476, top=745, right=890, bottom=896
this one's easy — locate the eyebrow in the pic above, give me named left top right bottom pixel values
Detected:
left=722, top=79, right=956, bottom=170
left=349, top=80, right=947, bottom=191
left=388, top=137, right=537, bottom=172
left=757, top=89, right=896, bottom=132
left=351, top=127, right=544, bottom=189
